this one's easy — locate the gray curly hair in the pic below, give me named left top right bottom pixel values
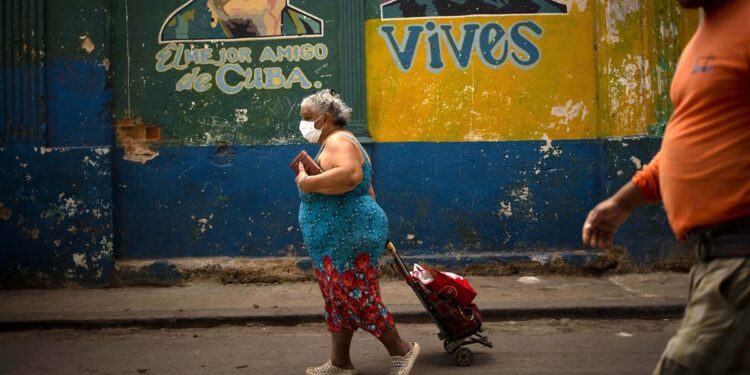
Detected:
left=301, top=89, right=353, bottom=127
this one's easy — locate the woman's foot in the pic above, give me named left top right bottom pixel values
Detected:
left=389, top=342, right=420, bottom=375
left=305, top=359, right=357, bottom=375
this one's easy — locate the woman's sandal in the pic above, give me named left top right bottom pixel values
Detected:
left=389, top=342, right=421, bottom=375
left=305, top=359, right=357, bottom=375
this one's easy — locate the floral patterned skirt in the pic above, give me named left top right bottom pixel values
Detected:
left=314, top=253, right=394, bottom=337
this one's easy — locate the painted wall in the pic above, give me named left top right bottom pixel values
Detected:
left=110, top=0, right=338, bottom=146
left=0, top=0, right=115, bottom=287
left=0, top=0, right=699, bottom=287
left=365, top=0, right=698, bottom=141
left=358, top=0, right=697, bottom=259
left=366, top=0, right=597, bottom=142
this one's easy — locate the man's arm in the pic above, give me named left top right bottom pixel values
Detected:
left=582, top=153, right=661, bottom=249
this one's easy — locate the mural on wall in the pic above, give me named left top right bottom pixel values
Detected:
left=111, top=0, right=335, bottom=145
left=381, top=0, right=568, bottom=19
left=154, top=41, right=329, bottom=94
left=156, top=1, right=327, bottom=96
left=160, top=0, right=323, bottom=42
left=366, top=0, right=597, bottom=143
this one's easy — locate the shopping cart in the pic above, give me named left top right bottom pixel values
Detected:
left=386, top=241, right=493, bottom=366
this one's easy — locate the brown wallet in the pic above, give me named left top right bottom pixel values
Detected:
left=290, top=150, right=323, bottom=175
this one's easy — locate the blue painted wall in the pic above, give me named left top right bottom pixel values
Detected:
left=0, top=144, right=115, bottom=286
left=1, top=136, right=676, bottom=286
left=0, top=0, right=115, bottom=287
left=112, top=139, right=675, bottom=263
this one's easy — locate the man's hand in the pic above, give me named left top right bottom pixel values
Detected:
left=582, top=181, right=646, bottom=249
left=582, top=199, right=631, bottom=249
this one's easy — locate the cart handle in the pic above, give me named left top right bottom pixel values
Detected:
left=385, top=240, right=410, bottom=279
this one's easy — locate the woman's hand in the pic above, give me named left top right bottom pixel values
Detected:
left=295, top=162, right=309, bottom=191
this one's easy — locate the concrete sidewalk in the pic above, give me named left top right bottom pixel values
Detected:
left=0, top=273, right=689, bottom=330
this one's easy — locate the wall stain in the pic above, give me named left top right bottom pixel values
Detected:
left=0, top=203, right=12, bottom=221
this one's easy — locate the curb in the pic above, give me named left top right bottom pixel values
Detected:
left=0, top=304, right=685, bottom=332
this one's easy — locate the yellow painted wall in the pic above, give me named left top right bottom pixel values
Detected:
left=365, top=1, right=699, bottom=143
left=597, top=1, right=699, bottom=136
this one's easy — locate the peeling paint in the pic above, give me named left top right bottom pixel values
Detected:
left=603, top=0, right=640, bottom=44
left=80, top=36, right=95, bottom=53
left=235, top=109, right=248, bottom=124
left=94, top=147, right=111, bottom=156
left=83, top=156, right=98, bottom=167
left=89, top=238, right=112, bottom=262
left=196, top=213, right=214, bottom=234
left=630, top=156, right=642, bottom=169
left=62, top=198, right=81, bottom=217
left=551, top=100, right=588, bottom=125
left=510, top=187, right=531, bottom=202
left=498, top=201, right=513, bottom=217
left=42, top=193, right=87, bottom=223
left=35, top=147, right=53, bottom=155
left=539, top=133, right=563, bottom=158
left=72, top=253, right=88, bottom=269
left=605, top=54, right=653, bottom=132
left=540, top=134, right=554, bottom=153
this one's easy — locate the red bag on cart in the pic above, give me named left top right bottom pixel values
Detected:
left=412, top=265, right=477, bottom=306
left=432, top=270, right=477, bottom=306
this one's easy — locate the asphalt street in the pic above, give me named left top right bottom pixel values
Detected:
left=0, top=319, right=679, bottom=375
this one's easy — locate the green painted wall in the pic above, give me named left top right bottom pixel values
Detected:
left=110, top=0, right=342, bottom=145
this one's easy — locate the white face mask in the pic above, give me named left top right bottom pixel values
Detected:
left=299, top=115, right=325, bottom=143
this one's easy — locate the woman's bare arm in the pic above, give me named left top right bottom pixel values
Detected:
left=299, top=135, right=364, bottom=195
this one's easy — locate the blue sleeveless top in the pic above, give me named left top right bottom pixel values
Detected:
left=297, top=135, right=388, bottom=271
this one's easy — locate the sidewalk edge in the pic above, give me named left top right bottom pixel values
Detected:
left=0, top=304, right=685, bottom=331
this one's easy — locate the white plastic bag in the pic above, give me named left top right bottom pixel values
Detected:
left=411, top=263, right=434, bottom=285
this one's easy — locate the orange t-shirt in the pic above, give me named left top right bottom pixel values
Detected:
left=632, top=0, right=750, bottom=239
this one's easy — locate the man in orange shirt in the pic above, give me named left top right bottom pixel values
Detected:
left=582, top=0, right=750, bottom=373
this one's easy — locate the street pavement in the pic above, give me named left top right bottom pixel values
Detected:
left=0, top=273, right=689, bottom=330
left=0, top=320, right=679, bottom=374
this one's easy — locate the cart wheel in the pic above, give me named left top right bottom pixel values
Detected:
left=454, top=347, right=473, bottom=366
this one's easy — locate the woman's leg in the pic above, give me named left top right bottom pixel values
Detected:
left=376, top=325, right=413, bottom=356
left=330, top=330, right=356, bottom=370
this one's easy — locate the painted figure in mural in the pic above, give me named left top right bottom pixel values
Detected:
left=295, top=90, right=420, bottom=375
left=381, top=0, right=567, bottom=18
left=161, top=0, right=322, bottom=41
left=582, top=0, right=750, bottom=374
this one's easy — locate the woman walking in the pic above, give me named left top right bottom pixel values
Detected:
left=295, top=89, right=420, bottom=375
